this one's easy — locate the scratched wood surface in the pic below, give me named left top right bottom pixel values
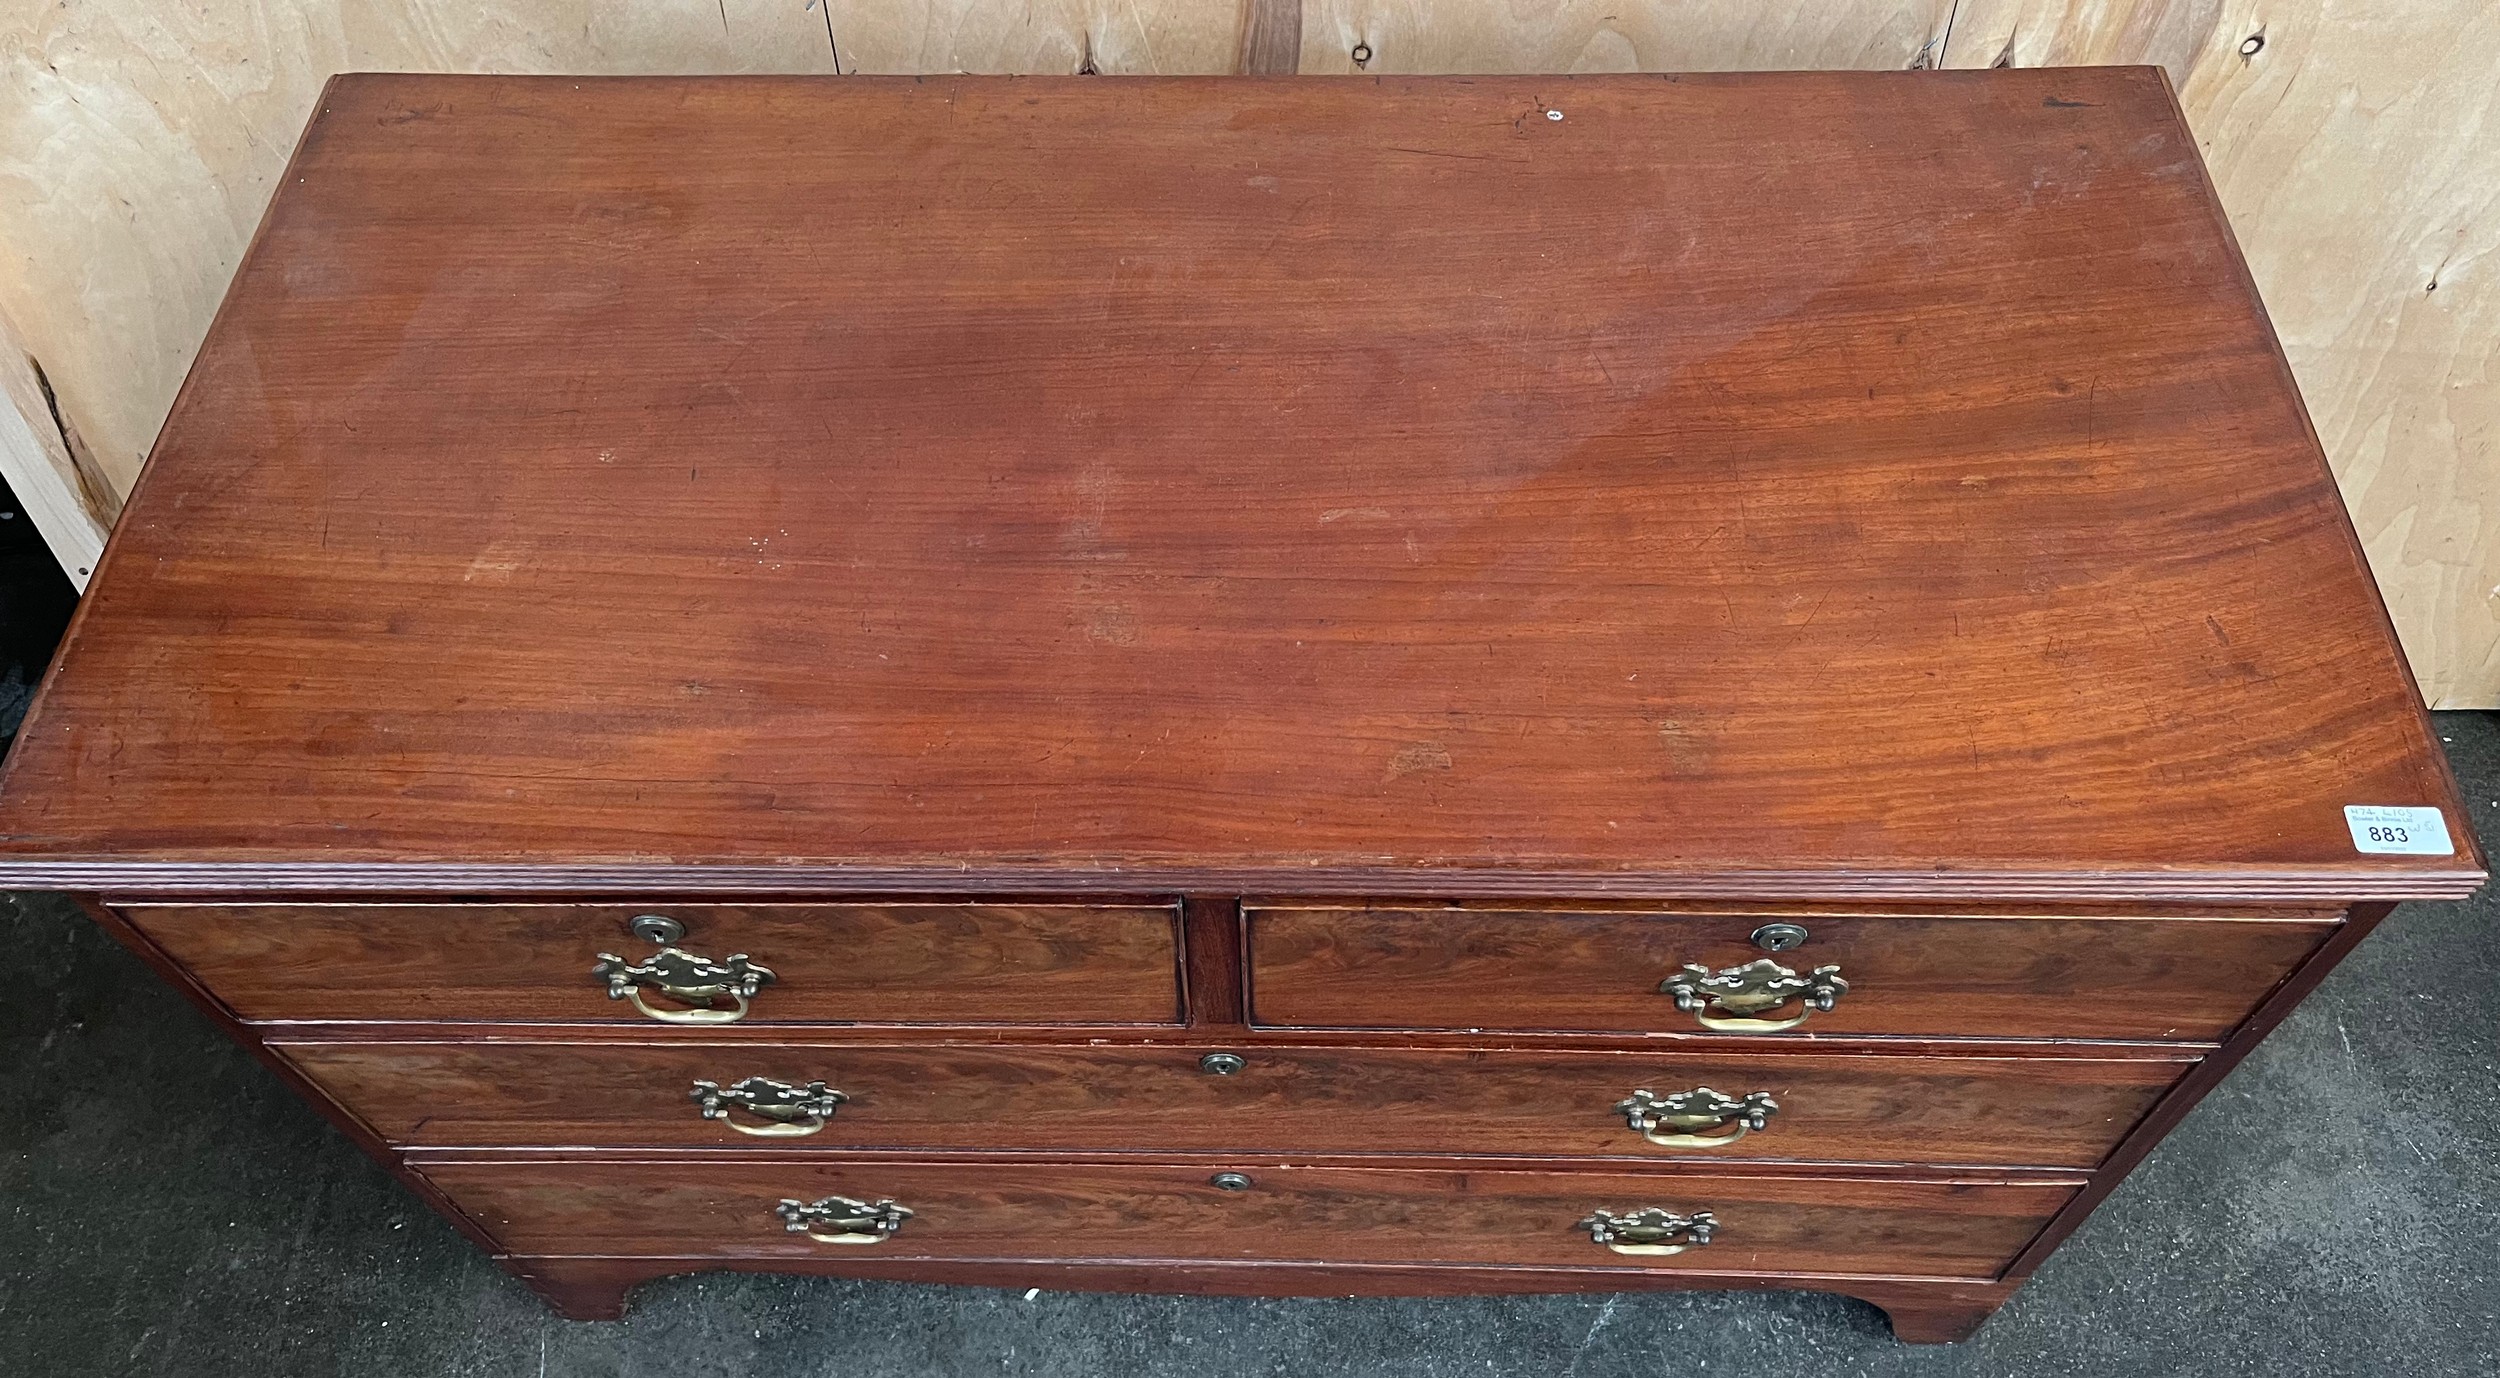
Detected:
left=0, top=72, right=2475, bottom=899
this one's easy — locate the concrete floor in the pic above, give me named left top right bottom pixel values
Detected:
left=4, top=714, right=2495, bottom=1377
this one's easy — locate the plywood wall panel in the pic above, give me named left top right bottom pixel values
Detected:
left=1944, top=0, right=2227, bottom=77
left=829, top=2, right=1242, bottom=76
left=0, top=0, right=2490, bottom=701
left=1298, top=1, right=1953, bottom=74
left=0, top=305, right=109, bottom=588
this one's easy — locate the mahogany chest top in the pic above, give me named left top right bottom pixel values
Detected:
left=0, top=69, right=2477, bottom=902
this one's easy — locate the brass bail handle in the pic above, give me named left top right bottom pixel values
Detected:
left=1579, top=1207, right=1717, bottom=1257
left=692, top=1077, right=849, bottom=1138
left=1615, top=1087, right=1778, bottom=1149
left=776, top=1195, right=912, bottom=1245
left=1658, top=956, right=1847, bottom=1033
left=592, top=913, right=777, bottom=1024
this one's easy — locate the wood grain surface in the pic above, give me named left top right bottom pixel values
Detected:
left=276, top=1037, right=2184, bottom=1167
left=418, top=1155, right=2077, bottom=1276
left=0, top=71, right=2476, bottom=901
left=1247, top=905, right=2329, bottom=1040
left=120, top=902, right=1183, bottom=1026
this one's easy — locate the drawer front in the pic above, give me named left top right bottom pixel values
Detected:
left=420, top=1158, right=2075, bottom=1279
left=1247, top=906, right=2332, bottom=1041
left=122, top=903, right=1181, bottom=1026
left=283, top=1040, right=2183, bottom=1169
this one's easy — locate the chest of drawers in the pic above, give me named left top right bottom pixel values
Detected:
left=0, top=71, right=2479, bottom=1344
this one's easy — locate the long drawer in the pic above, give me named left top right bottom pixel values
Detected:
left=419, top=1157, right=2077, bottom=1279
left=122, top=903, right=1183, bottom=1026
left=280, top=1039, right=2184, bottom=1169
left=1247, top=905, right=2333, bottom=1041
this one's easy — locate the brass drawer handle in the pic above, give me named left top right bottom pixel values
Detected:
left=1659, top=957, right=1846, bottom=1032
left=1579, top=1207, right=1717, bottom=1257
left=692, top=1077, right=848, bottom=1137
left=592, top=916, right=776, bottom=1024
left=776, top=1194, right=912, bottom=1245
left=1615, top=1087, right=1778, bottom=1149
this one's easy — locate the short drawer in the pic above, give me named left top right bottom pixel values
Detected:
left=121, top=903, right=1181, bottom=1026
left=419, top=1157, right=2076, bottom=1279
left=1247, top=905, right=2334, bottom=1041
left=281, top=1039, right=2185, bottom=1169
